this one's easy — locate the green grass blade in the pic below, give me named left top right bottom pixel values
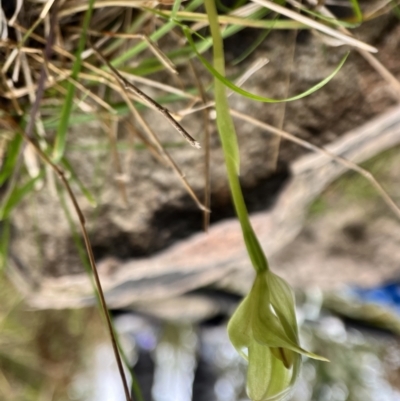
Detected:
left=350, top=0, right=363, bottom=22
left=136, top=6, right=271, bottom=73
left=110, top=0, right=203, bottom=68
left=185, top=27, right=349, bottom=103
left=0, top=172, right=43, bottom=220
left=391, top=0, right=400, bottom=19
left=204, top=0, right=268, bottom=274
left=0, top=133, right=23, bottom=186
left=0, top=218, right=11, bottom=273
left=291, top=5, right=360, bottom=28
left=57, top=183, right=144, bottom=401
left=53, top=0, right=96, bottom=162
left=171, top=0, right=183, bottom=19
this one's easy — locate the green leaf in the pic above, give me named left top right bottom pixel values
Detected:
left=251, top=273, right=329, bottom=361
left=247, top=340, right=273, bottom=401
left=184, top=27, right=349, bottom=103
left=251, top=274, right=298, bottom=350
left=0, top=133, right=23, bottom=186
left=248, top=339, right=295, bottom=401
left=350, top=0, right=363, bottom=22
left=268, top=272, right=299, bottom=341
left=227, top=294, right=252, bottom=360
left=267, top=351, right=301, bottom=401
left=293, top=5, right=360, bottom=28
left=228, top=270, right=328, bottom=400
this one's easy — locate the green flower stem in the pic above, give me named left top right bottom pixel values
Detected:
left=204, top=0, right=268, bottom=274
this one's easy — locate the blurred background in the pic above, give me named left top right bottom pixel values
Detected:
left=2, top=146, right=400, bottom=401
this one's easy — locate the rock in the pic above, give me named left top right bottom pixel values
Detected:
left=9, top=105, right=400, bottom=310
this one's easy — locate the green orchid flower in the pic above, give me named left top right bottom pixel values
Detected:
left=228, top=270, right=328, bottom=401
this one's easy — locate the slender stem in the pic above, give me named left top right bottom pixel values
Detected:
left=204, top=0, right=268, bottom=273
left=18, top=3, right=132, bottom=398
left=9, top=118, right=133, bottom=401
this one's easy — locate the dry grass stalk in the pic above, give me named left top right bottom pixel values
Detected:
left=252, top=0, right=378, bottom=52
left=91, top=45, right=201, bottom=148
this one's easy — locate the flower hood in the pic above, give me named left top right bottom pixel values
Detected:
left=228, top=270, right=327, bottom=401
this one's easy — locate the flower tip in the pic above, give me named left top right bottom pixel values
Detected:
left=304, top=351, right=330, bottom=362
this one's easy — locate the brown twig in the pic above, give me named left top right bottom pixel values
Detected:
left=119, top=82, right=208, bottom=212
left=19, top=4, right=132, bottom=401
left=91, top=44, right=201, bottom=149
left=90, top=44, right=208, bottom=212
left=189, top=60, right=211, bottom=231
left=14, top=123, right=133, bottom=401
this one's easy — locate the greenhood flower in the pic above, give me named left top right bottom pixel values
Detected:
left=228, top=270, right=327, bottom=401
